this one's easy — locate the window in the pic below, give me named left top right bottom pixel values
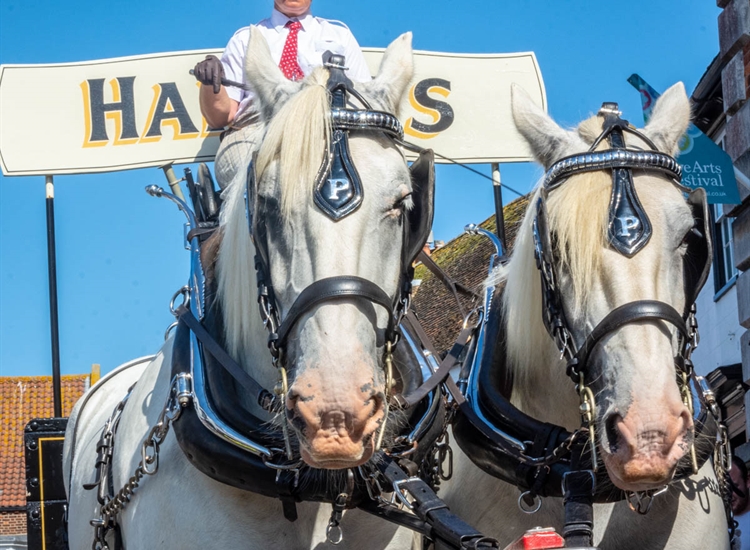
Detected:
left=712, top=203, right=738, bottom=296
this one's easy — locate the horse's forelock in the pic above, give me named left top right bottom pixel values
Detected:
left=546, top=170, right=612, bottom=315
left=498, top=168, right=612, bottom=397
left=254, top=67, right=332, bottom=221
left=577, top=115, right=605, bottom=145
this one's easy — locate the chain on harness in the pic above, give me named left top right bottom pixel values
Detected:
left=86, top=374, right=191, bottom=550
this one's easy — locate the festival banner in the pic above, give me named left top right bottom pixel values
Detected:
left=628, top=74, right=740, bottom=204
left=0, top=48, right=545, bottom=176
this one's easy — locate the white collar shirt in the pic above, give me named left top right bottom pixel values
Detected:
left=220, top=8, right=372, bottom=119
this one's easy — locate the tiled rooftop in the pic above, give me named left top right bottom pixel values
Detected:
left=0, top=375, right=89, bottom=507
left=412, top=195, right=529, bottom=354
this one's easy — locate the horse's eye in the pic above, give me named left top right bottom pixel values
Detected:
left=680, top=226, right=703, bottom=249
left=394, top=193, right=413, bottom=211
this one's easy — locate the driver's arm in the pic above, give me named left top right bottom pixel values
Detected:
left=199, top=82, right=238, bottom=129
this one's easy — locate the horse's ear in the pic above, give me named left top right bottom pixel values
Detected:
left=642, top=82, right=690, bottom=155
left=244, top=25, right=301, bottom=120
left=358, top=32, right=413, bottom=114
left=511, top=83, right=586, bottom=169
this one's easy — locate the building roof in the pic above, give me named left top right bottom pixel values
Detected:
left=690, top=53, right=725, bottom=137
left=0, top=375, right=89, bottom=508
left=411, top=195, right=529, bottom=354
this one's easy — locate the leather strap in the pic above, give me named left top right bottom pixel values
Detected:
left=176, top=305, right=274, bottom=409
left=274, top=276, right=397, bottom=347
left=402, top=311, right=437, bottom=355
left=571, top=300, right=688, bottom=379
left=397, top=325, right=474, bottom=409
left=370, top=455, right=499, bottom=549
left=416, top=250, right=480, bottom=318
left=562, top=445, right=596, bottom=549
left=186, top=226, right=218, bottom=242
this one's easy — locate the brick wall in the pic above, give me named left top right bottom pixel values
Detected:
left=0, top=511, right=26, bottom=536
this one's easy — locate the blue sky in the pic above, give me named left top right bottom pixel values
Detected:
left=0, top=0, right=722, bottom=377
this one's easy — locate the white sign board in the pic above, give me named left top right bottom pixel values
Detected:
left=0, top=48, right=545, bottom=176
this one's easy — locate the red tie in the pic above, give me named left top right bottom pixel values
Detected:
left=279, top=21, right=304, bottom=81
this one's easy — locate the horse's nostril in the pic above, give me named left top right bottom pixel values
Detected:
left=605, top=413, right=622, bottom=453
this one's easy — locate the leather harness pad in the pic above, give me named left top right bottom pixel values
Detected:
left=170, top=296, right=443, bottom=506
left=450, top=287, right=716, bottom=502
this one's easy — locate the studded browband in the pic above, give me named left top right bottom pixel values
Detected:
left=543, top=149, right=682, bottom=191
left=331, top=108, right=403, bottom=139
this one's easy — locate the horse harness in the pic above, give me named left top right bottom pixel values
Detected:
left=85, top=55, right=500, bottom=550
left=446, top=103, right=731, bottom=548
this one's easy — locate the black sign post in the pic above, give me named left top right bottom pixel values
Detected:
left=45, top=176, right=62, bottom=418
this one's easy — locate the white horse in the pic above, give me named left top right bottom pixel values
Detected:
left=64, top=29, right=424, bottom=549
left=441, top=83, right=730, bottom=549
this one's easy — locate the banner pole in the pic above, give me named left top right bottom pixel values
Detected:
left=160, top=163, right=186, bottom=201
left=45, top=175, right=63, bottom=418
left=491, top=163, right=507, bottom=253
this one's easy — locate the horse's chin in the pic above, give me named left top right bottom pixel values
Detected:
left=601, top=452, right=678, bottom=492
left=298, top=437, right=376, bottom=470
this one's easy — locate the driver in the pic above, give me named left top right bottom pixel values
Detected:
left=193, top=0, right=372, bottom=191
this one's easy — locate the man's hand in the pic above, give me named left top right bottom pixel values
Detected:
left=194, top=55, right=225, bottom=94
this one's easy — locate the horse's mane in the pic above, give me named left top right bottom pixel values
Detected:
left=494, top=116, right=613, bottom=397
left=216, top=68, right=332, bottom=361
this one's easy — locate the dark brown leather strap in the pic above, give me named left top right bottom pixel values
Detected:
left=397, top=325, right=474, bottom=409
left=176, top=305, right=273, bottom=409
left=416, top=250, right=480, bottom=318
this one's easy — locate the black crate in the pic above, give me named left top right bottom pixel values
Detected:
left=25, top=418, right=69, bottom=550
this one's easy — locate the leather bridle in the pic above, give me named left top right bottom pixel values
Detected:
left=247, top=53, right=432, bottom=365
left=532, top=102, right=712, bottom=472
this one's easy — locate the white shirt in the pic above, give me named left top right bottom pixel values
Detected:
left=221, top=9, right=372, bottom=119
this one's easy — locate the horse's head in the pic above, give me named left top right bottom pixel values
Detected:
left=217, top=28, right=424, bottom=469
left=508, top=83, right=710, bottom=492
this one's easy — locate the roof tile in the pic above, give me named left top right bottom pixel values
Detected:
left=412, top=196, right=529, bottom=354
left=0, top=375, right=88, bottom=507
